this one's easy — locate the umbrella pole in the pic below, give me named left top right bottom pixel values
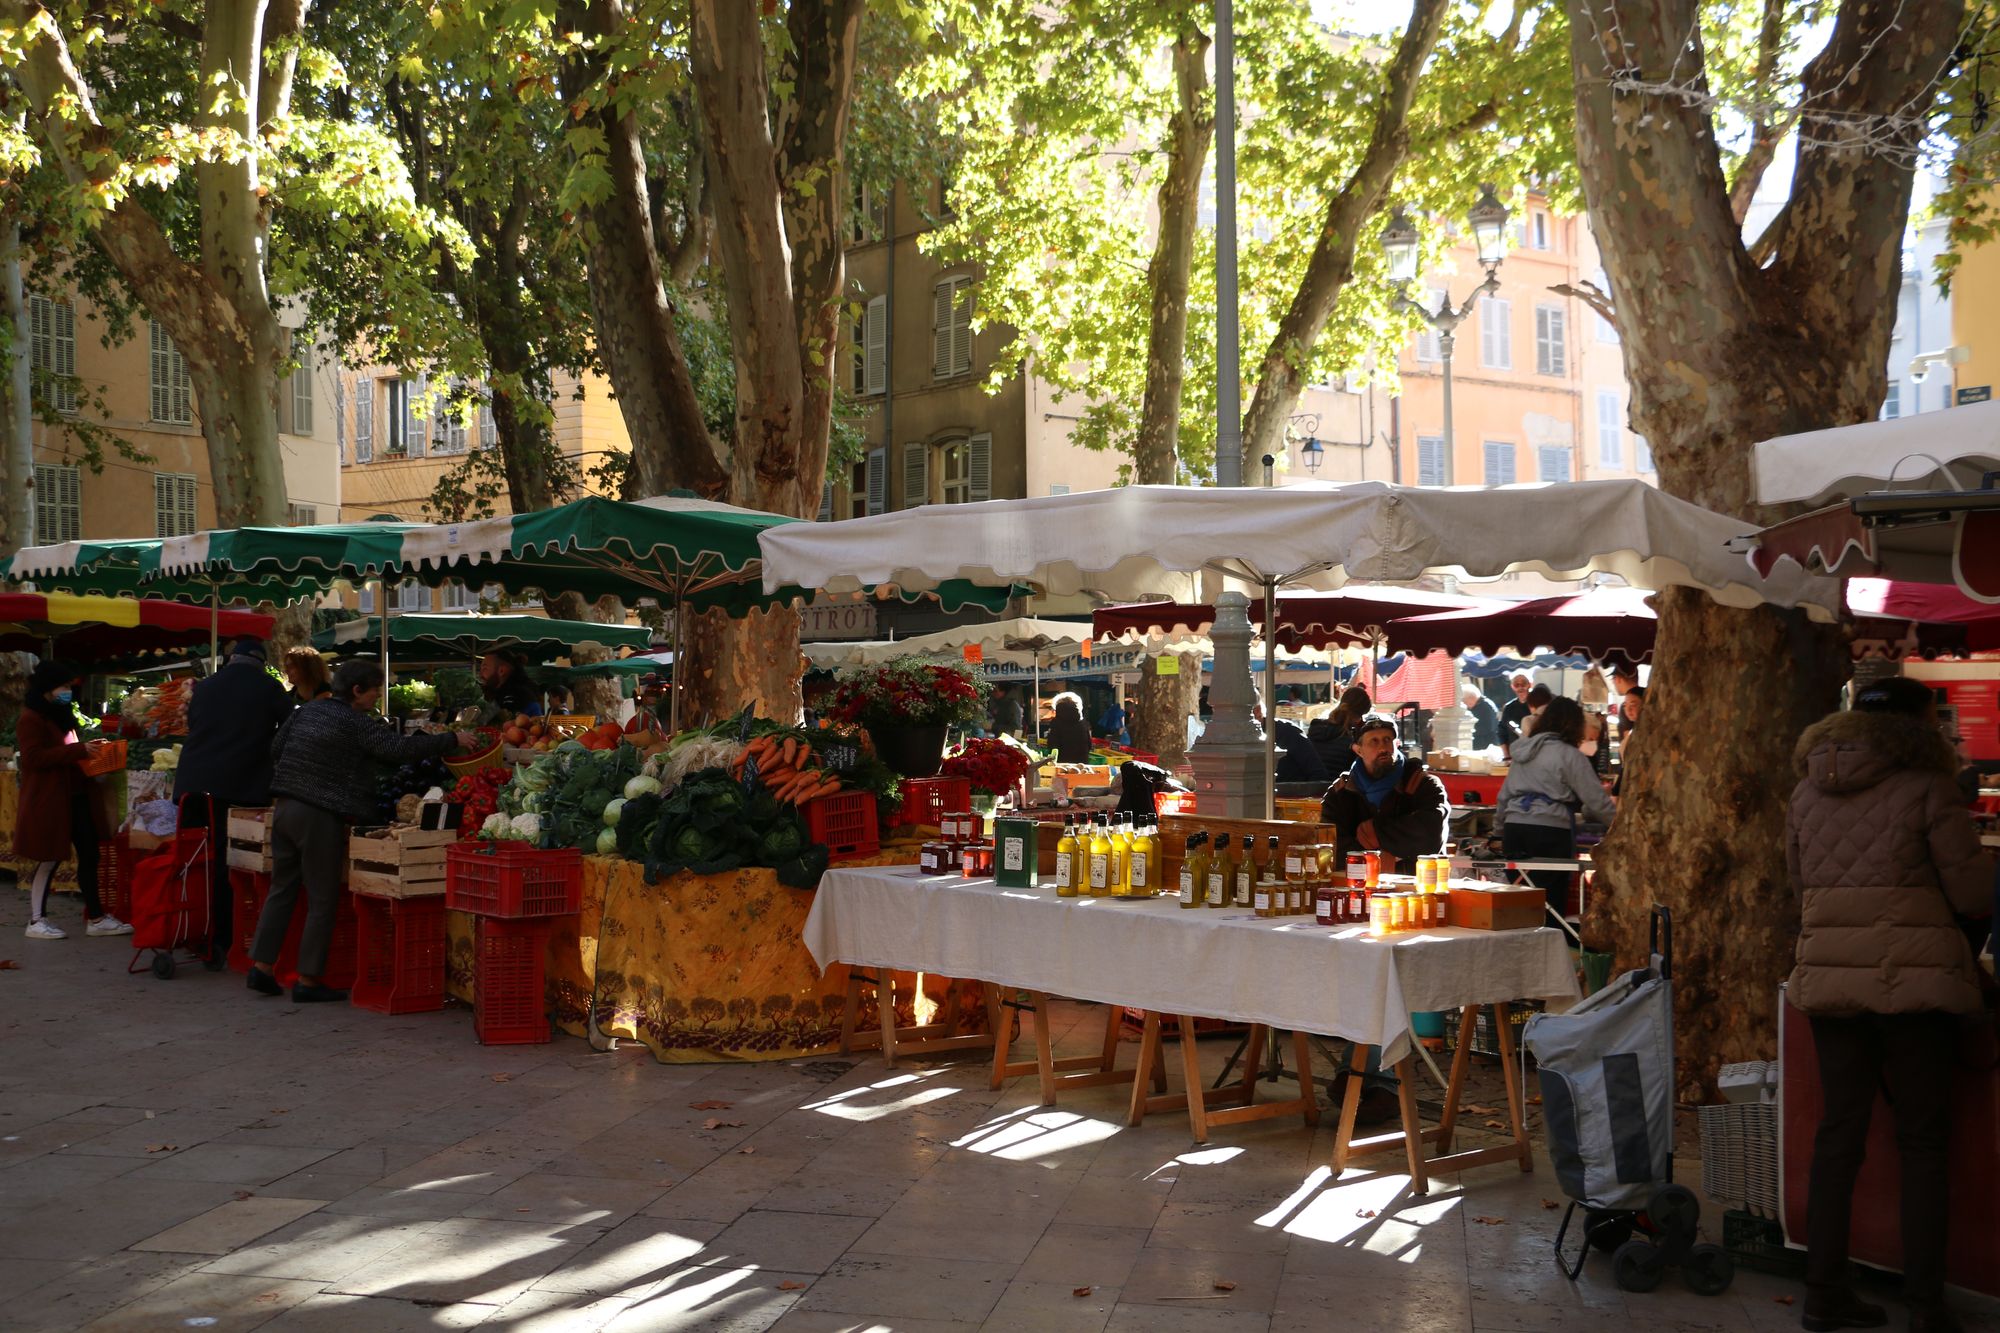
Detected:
left=669, top=599, right=683, bottom=733
left=1263, top=578, right=1276, bottom=820
left=1033, top=657, right=1041, bottom=743
left=209, top=586, right=219, bottom=672
left=378, top=578, right=391, bottom=718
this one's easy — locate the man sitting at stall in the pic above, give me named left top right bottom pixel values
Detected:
left=1319, top=713, right=1450, bottom=872
left=477, top=649, right=542, bottom=722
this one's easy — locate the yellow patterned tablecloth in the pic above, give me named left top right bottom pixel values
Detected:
left=445, top=845, right=986, bottom=1064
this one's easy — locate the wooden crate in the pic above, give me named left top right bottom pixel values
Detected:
left=348, top=825, right=458, bottom=898
left=226, top=807, right=274, bottom=872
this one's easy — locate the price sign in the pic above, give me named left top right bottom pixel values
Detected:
left=821, top=742, right=860, bottom=772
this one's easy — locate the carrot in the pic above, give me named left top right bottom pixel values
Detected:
left=794, top=776, right=839, bottom=803
left=777, top=771, right=816, bottom=803
left=746, top=737, right=777, bottom=763
left=784, top=737, right=804, bottom=767
left=759, top=764, right=796, bottom=786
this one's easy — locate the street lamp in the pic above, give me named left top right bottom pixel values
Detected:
left=1379, top=185, right=1512, bottom=487
left=1286, top=413, right=1325, bottom=474
left=1379, top=187, right=1512, bottom=752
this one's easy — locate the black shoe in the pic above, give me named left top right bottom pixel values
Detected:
left=1800, top=1288, right=1887, bottom=1331
left=291, top=982, right=348, bottom=1004
left=246, top=969, right=283, bottom=997
left=1355, top=1085, right=1403, bottom=1128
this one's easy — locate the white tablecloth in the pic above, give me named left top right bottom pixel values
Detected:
left=804, top=867, right=1581, bottom=1063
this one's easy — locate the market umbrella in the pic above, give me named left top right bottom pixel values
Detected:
left=1753, top=398, right=2000, bottom=508
left=797, top=618, right=1095, bottom=739
left=761, top=480, right=1838, bottom=814
left=310, top=614, right=653, bottom=662
left=1385, top=586, right=1659, bottom=661
left=0, top=592, right=274, bottom=659
left=1846, top=577, right=2000, bottom=654
left=1094, top=586, right=1496, bottom=653
left=1744, top=492, right=2000, bottom=601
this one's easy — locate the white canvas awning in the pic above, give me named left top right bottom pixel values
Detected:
left=760, top=479, right=1838, bottom=619
left=1753, top=401, right=2000, bottom=507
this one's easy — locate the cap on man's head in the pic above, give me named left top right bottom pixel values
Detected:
left=230, top=637, right=268, bottom=662
left=1353, top=712, right=1400, bottom=740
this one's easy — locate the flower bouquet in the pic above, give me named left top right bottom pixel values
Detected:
left=824, top=657, right=989, bottom=731
left=940, top=734, right=1036, bottom=797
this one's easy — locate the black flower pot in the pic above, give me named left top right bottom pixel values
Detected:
left=870, top=723, right=948, bottom=778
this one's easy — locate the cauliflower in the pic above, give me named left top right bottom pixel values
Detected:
left=480, top=812, right=510, bottom=839
left=508, top=813, right=542, bottom=841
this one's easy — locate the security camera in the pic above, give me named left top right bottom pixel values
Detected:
left=1910, top=364, right=1930, bottom=385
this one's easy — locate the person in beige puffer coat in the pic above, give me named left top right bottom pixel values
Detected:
left=1786, top=676, right=1993, bottom=1333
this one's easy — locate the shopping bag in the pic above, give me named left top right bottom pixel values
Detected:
left=129, top=814, right=212, bottom=953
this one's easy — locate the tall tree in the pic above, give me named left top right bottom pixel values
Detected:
left=556, top=0, right=863, bottom=720
left=1568, top=0, right=1967, bottom=1092
left=0, top=1, right=470, bottom=526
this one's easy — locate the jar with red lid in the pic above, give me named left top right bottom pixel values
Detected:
left=960, top=842, right=994, bottom=878
left=1315, top=884, right=1338, bottom=926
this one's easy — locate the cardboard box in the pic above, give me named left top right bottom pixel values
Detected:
left=1447, top=883, right=1545, bottom=931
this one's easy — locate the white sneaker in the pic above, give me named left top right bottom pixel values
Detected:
left=85, top=915, right=134, bottom=937
left=24, top=919, right=66, bottom=940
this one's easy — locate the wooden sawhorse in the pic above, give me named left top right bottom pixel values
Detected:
left=986, top=989, right=1168, bottom=1106
left=1127, top=1013, right=1319, bottom=1142
left=838, top=970, right=996, bottom=1067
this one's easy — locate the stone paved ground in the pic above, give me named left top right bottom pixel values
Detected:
left=3, top=893, right=1997, bottom=1333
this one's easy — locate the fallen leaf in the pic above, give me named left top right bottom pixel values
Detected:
left=703, top=1118, right=745, bottom=1130
left=268, top=1108, right=289, bottom=1115
left=1774, top=1296, right=1795, bottom=1306
left=1540, top=1199, right=1559, bottom=1211
left=145, top=1144, right=177, bottom=1153
left=0, top=959, right=19, bottom=969
left=1529, top=1095, right=1542, bottom=1105
left=1355, top=1208, right=1377, bottom=1219
left=689, top=1100, right=734, bottom=1110
left=233, top=1190, right=255, bottom=1201
left=1460, top=1103, right=1498, bottom=1116
left=1472, top=1216, right=1507, bottom=1226
left=1212, top=1280, right=1237, bottom=1292
left=491, top=1073, right=512, bottom=1083
left=737, top=1146, right=757, bottom=1155
left=1484, top=1120, right=1507, bottom=1130
left=1072, top=1287, right=1093, bottom=1298
left=777, top=1280, right=807, bottom=1291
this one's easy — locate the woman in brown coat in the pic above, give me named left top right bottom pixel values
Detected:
left=14, top=660, right=127, bottom=941
left=1786, top=676, right=1993, bottom=1333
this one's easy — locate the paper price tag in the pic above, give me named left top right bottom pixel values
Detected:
left=1156, top=655, right=1180, bottom=676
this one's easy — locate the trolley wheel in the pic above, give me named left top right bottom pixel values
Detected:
left=1611, top=1239, right=1667, bottom=1293
left=1681, top=1243, right=1735, bottom=1296
left=1645, top=1184, right=1701, bottom=1255
left=1585, top=1209, right=1635, bottom=1254
left=202, top=950, right=225, bottom=973
left=149, top=952, right=176, bottom=981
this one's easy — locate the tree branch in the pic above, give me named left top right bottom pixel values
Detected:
left=1727, top=0, right=1788, bottom=225
left=1551, top=280, right=1617, bottom=330
left=257, top=0, right=308, bottom=133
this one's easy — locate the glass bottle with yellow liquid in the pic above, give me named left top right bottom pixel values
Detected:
left=1208, top=833, right=1235, bottom=909
left=1054, top=816, right=1078, bottom=898
left=1086, top=815, right=1113, bottom=897
left=1129, top=817, right=1157, bottom=898
left=1107, top=814, right=1132, bottom=897
left=1179, top=833, right=1208, bottom=908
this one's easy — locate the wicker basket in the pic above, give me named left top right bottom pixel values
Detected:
left=1699, top=1101, right=1780, bottom=1219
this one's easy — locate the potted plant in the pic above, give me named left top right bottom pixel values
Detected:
left=940, top=735, right=1037, bottom=813
left=824, top=656, right=989, bottom=777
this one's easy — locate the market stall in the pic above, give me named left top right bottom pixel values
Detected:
left=310, top=613, right=653, bottom=662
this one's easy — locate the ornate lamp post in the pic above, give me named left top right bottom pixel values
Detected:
left=1379, top=184, right=1511, bottom=487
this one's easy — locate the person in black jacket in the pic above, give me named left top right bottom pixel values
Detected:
left=1048, top=692, right=1091, bottom=764
left=1319, top=713, right=1451, bottom=872
left=477, top=649, right=542, bottom=722
left=246, top=660, right=478, bottom=1002
left=1457, top=684, right=1504, bottom=751
left=1499, top=671, right=1535, bottom=743
left=174, top=638, right=295, bottom=967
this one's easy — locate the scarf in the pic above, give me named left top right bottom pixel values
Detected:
left=1350, top=755, right=1404, bottom=808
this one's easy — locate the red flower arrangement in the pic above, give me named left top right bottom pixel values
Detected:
left=940, top=736, right=1036, bottom=795
left=824, top=656, right=990, bottom=731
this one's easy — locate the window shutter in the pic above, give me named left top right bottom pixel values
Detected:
left=480, top=398, right=497, bottom=448
left=1596, top=391, right=1622, bottom=466
left=932, top=281, right=954, bottom=377
left=901, top=439, right=929, bottom=508
left=1537, top=446, right=1572, bottom=482
left=154, top=473, right=197, bottom=536
left=967, top=432, right=992, bottom=503
left=851, top=313, right=867, bottom=397
left=1635, top=436, right=1654, bottom=472
left=818, top=482, right=833, bottom=521
left=1416, top=436, right=1445, bottom=487
left=33, top=463, right=80, bottom=544
left=1535, top=306, right=1567, bottom=376
left=951, top=283, right=973, bottom=377
left=31, top=297, right=77, bottom=414
left=1480, top=299, right=1511, bottom=370
left=354, top=377, right=374, bottom=462
left=291, top=343, right=314, bottom=435
left=1482, top=441, right=1515, bottom=486
left=404, top=374, right=426, bottom=456
left=864, top=296, right=887, bottom=395
left=865, top=447, right=886, bottom=516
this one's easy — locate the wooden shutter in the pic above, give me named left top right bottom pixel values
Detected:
left=818, top=482, right=833, bottom=521
left=33, top=463, right=80, bottom=544
left=865, top=447, right=886, bottom=516
left=932, top=282, right=955, bottom=377
left=851, top=312, right=867, bottom=396
left=154, top=473, right=197, bottom=536
left=291, top=343, right=314, bottom=434
left=967, top=432, right=992, bottom=503
left=902, top=440, right=929, bottom=508
left=864, top=296, right=887, bottom=395
left=354, top=377, right=374, bottom=461
left=404, top=374, right=426, bottom=456
left=951, top=284, right=973, bottom=377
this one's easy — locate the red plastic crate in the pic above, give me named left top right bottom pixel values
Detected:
left=804, top=790, right=880, bottom=862
left=352, top=894, right=448, bottom=1015
left=98, top=835, right=130, bottom=922
left=227, top=869, right=268, bottom=974
left=445, top=843, right=583, bottom=919
left=473, top=917, right=550, bottom=1044
left=271, top=888, right=358, bottom=990
left=894, top=776, right=972, bottom=828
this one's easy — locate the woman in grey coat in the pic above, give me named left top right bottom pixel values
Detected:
left=1491, top=697, right=1616, bottom=919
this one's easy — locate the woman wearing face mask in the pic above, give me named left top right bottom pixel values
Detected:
left=14, top=661, right=130, bottom=941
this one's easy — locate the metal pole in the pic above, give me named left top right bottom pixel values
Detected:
left=209, top=586, right=220, bottom=672
left=669, top=599, right=683, bottom=733
left=1263, top=579, right=1277, bottom=820
left=378, top=578, right=390, bottom=717
left=3, top=212, right=32, bottom=557
left=1213, top=0, right=1241, bottom=488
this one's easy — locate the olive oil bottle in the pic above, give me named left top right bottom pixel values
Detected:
left=1208, top=833, right=1234, bottom=908
left=1179, top=833, right=1208, bottom=908
left=1054, top=816, right=1078, bottom=898
left=1130, top=817, right=1157, bottom=898
left=1086, top=815, right=1112, bottom=897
